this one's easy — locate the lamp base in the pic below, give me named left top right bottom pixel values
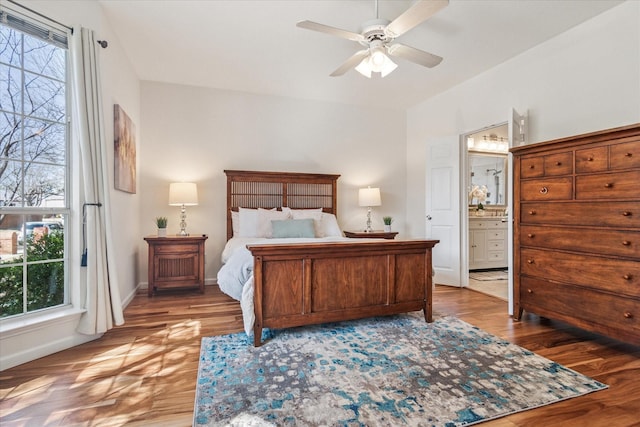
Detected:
left=178, top=204, right=189, bottom=236
left=365, top=207, right=373, bottom=232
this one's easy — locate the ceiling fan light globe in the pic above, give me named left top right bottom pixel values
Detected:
left=355, top=58, right=372, bottom=78
left=371, top=50, right=386, bottom=67
left=379, top=57, right=398, bottom=77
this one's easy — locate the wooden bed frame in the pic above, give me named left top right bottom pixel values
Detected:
left=225, top=170, right=439, bottom=346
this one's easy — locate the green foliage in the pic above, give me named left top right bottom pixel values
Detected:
left=0, top=232, right=64, bottom=318
left=383, top=216, right=393, bottom=225
left=155, top=216, right=168, bottom=228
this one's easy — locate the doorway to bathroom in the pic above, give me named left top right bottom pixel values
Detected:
left=465, top=123, right=509, bottom=301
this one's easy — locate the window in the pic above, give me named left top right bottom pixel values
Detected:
left=0, top=6, right=70, bottom=319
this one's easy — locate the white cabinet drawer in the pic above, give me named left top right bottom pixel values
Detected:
left=488, top=241, right=505, bottom=250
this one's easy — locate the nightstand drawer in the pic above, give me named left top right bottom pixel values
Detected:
left=154, top=243, right=200, bottom=254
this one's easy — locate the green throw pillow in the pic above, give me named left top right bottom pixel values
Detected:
left=271, top=219, right=315, bottom=238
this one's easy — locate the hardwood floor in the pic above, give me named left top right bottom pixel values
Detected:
left=1, top=285, right=639, bottom=426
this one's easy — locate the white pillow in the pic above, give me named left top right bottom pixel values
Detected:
left=256, top=208, right=290, bottom=237
left=238, top=207, right=259, bottom=237
left=231, top=210, right=240, bottom=236
left=320, top=213, right=342, bottom=237
left=282, top=207, right=323, bottom=236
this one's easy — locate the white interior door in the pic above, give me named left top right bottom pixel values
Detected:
left=506, top=108, right=528, bottom=314
left=425, top=136, right=461, bottom=287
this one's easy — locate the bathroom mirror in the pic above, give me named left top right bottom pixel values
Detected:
left=468, top=152, right=508, bottom=207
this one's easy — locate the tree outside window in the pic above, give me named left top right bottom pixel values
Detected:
left=0, top=24, right=68, bottom=318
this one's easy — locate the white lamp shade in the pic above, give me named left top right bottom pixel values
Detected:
left=358, top=187, right=381, bottom=207
left=169, top=182, right=198, bottom=206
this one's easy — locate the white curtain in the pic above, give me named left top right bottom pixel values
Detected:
left=70, top=27, right=124, bottom=334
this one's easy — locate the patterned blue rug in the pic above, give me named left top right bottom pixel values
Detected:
left=194, top=315, right=607, bottom=426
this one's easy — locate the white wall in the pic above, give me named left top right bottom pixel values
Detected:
left=1, top=1, right=141, bottom=370
left=406, top=1, right=640, bottom=238
left=138, top=83, right=407, bottom=282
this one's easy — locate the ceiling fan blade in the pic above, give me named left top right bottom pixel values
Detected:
left=330, top=50, right=369, bottom=77
left=387, top=43, right=443, bottom=68
left=385, top=0, right=449, bottom=38
left=297, top=20, right=364, bottom=42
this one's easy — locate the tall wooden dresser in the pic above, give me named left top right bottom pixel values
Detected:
left=510, top=123, right=640, bottom=345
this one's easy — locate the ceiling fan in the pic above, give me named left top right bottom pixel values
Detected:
left=297, top=0, right=448, bottom=78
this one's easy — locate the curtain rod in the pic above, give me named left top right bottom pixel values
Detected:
left=7, top=0, right=72, bottom=32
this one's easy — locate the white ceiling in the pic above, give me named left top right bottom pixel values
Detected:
left=97, top=0, right=623, bottom=110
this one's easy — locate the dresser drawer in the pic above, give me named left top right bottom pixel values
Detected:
left=520, top=177, right=573, bottom=201
left=543, top=152, right=573, bottom=176
left=520, top=201, right=640, bottom=228
left=520, top=225, right=640, bottom=258
left=520, top=156, right=544, bottom=178
left=520, top=248, right=640, bottom=298
left=521, top=152, right=573, bottom=178
left=520, top=277, right=640, bottom=342
left=576, top=170, right=640, bottom=200
left=609, top=138, right=640, bottom=170
left=576, top=146, right=608, bottom=173
left=488, top=251, right=505, bottom=261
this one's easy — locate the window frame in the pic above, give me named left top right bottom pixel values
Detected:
left=0, top=4, right=72, bottom=321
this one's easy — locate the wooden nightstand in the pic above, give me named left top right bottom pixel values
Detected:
left=344, top=230, right=398, bottom=239
left=144, top=235, right=207, bottom=296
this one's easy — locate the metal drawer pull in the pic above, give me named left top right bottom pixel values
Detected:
left=625, top=152, right=633, bottom=157
left=555, top=161, right=562, bottom=166
left=623, top=312, right=633, bottom=319
left=527, top=289, right=533, bottom=294
left=623, top=274, right=632, bottom=280
left=604, top=183, right=613, bottom=188
left=529, top=165, right=535, bottom=169
left=622, top=240, right=631, bottom=246
left=527, top=259, right=534, bottom=264
left=527, top=233, right=535, bottom=238
left=528, top=210, right=536, bottom=215
left=622, top=211, right=632, bottom=216
left=587, top=156, right=594, bottom=161
left=539, top=187, right=548, bottom=194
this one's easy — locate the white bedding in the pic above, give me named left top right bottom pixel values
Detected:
left=217, top=236, right=350, bottom=336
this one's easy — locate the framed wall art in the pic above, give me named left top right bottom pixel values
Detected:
left=114, top=104, right=136, bottom=193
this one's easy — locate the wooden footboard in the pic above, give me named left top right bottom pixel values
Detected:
left=247, top=239, right=439, bottom=346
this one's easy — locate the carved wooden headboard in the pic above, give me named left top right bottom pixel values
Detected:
left=224, top=170, right=340, bottom=240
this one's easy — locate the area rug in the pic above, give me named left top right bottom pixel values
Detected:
left=194, top=315, right=607, bottom=427
left=469, top=270, right=508, bottom=281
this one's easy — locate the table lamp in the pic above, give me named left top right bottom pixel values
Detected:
left=169, top=182, right=198, bottom=236
left=358, top=186, right=381, bottom=232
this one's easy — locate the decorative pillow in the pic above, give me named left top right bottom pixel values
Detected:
left=282, top=207, right=323, bottom=236
left=256, top=208, right=290, bottom=237
left=320, top=213, right=342, bottom=237
left=238, top=207, right=259, bottom=237
left=231, top=210, right=240, bottom=236
left=271, top=219, right=316, bottom=238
